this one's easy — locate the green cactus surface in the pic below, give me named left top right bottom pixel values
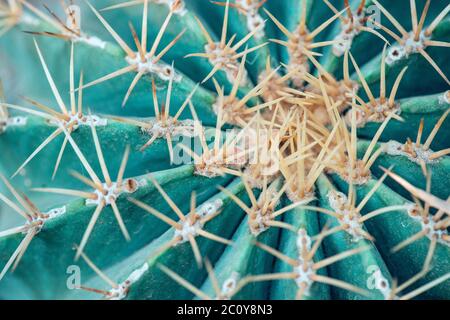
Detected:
left=0, top=0, right=449, bottom=300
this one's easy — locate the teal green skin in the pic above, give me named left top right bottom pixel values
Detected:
left=356, top=92, right=450, bottom=152
left=0, top=18, right=219, bottom=126
left=321, top=0, right=450, bottom=79
left=199, top=180, right=279, bottom=300
left=0, top=113, right=219, bottom=207
left=358, top=18, right=450, bottom=101
left=0, top=0, right=449, bottom=300
left=271, top=202, right=330, bottom=300
left=272, top=0, right=338, bottom=34
left=0, top=116, right=173, bottom=187
left=357, top=140, right=450, bottom=201
left=266, top=0, right=338, bottom=78
left=64, top=177, right=247, bottom=300
left=84, top=1, right=222, bottom=89
left=185, top=0, right=270, bottom=84
left=331, top=174, right=450, bottom=299
left=198, top=216, right=280, bottom=300
left=82, top=1, right=255, bottom=97
left=321, top=0, right=386, bottom=79
left=0, top=165, right=232, bottom=299
left=316, top=175, right=392, bottom=300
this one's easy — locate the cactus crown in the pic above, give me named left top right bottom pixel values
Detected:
left=0, top=0, right=449, bottom=300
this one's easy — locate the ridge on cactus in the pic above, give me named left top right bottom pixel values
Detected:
left=0, top=0, right=449, bottom=301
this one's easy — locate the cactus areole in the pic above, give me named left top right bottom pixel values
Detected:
left=0, top=0, right=449, bottom=301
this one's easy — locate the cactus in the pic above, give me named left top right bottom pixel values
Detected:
left=0, top=0, right=449, bottom=300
